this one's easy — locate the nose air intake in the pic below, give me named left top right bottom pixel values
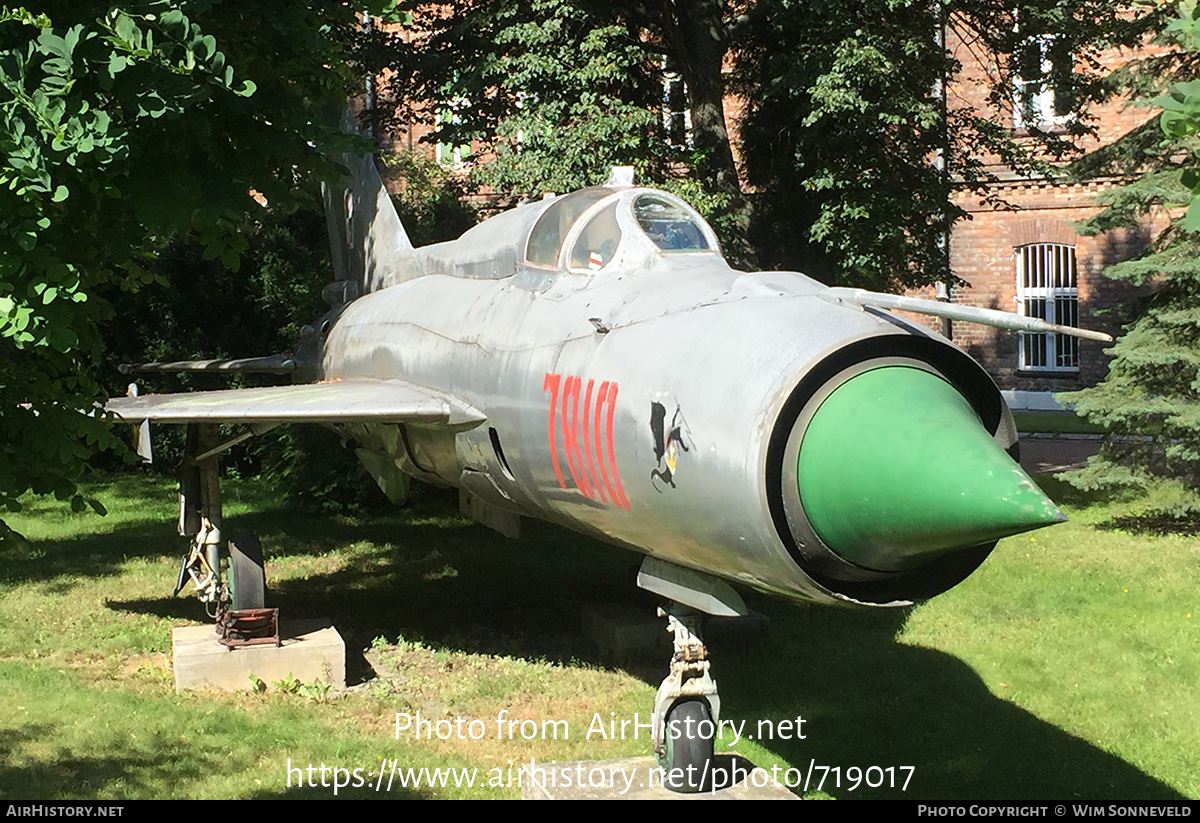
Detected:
left=795, top=366, right=1064, bottom=574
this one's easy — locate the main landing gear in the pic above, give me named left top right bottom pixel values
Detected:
left=175, top=423, right=276, bottom=646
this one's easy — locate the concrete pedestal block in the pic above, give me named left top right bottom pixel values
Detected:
left=172, top=618, right=345, bottom=693
left=581, top=603, right=668, bottom=663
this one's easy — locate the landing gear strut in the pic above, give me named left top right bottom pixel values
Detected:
left=653, top=606, right=718, bottom=793
left=175, top=423, right=227, bottom=616
left=176, top=423, right=275, bottom=646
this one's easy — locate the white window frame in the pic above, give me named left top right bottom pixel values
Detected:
left=1015, top=242, right=1079, bottom=373
left=435, top=105, right=472, bottom=169
left=661, top=60, right=692, bottom=149
left=1012, top=34, right=1073, bottom=131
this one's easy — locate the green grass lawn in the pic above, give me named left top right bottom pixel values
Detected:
left=1013, top=411, right=1106, bottom=435
left=1, top=471, right=1197, bottom=799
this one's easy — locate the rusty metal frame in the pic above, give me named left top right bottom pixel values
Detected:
left=216, top=607, right=280, bottom=649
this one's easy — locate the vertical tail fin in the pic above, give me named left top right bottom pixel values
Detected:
left=322, top=107, right=413, bottom=297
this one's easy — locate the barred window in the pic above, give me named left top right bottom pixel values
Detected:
left=1015, top=242, right=1079, bottom=371
left=435, top=106, right=471, bottom=169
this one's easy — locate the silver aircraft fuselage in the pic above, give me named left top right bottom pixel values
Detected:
left=312, top=181, right=1034, bottom=609
left=105, top=162, right=1101, bottom=788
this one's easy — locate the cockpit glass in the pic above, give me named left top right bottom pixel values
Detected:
left=569, top=202, right=622, bottom=271
left=633, top=194, right=710, bottom=251
left=525, top=188, right=611, bottom=268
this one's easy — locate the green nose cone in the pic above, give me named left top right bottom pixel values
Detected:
left=797, top=366, right=1065, bottom=572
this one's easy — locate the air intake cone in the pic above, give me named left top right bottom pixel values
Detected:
left=797, top=366, right=1064, bottom=572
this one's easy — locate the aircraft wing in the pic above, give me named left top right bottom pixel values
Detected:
left=117, top=354, right=299, bottom=375
left=106, top=380, right=486, bottom=427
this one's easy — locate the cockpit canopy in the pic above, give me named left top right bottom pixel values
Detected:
left=523, top=186, right=721, bottom=272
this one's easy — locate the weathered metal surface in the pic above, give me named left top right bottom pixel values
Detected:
left=119, top=354, right=299, bottom=374
left=321, top=113, right=413, bottom=294
left=216, top=608, right=281, bottom=649
left=106, top=156, right=1091, bottom=614
left=637, top=557, right=747, bottom=618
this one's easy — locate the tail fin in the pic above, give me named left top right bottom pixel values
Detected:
left=322, top=107, right=413, bottom=297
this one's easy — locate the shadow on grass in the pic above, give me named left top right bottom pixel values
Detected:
left=0, top=665, right=428, bottom=800
left=105, top=594, right=214, bottom=623
left=12, top=483, right=1186, bottom=800
left=718, top=605, right=1182, bottom=800
left=1027, top=475, right=1123, bottom=510
left=1, top=722, right=231, bottom=800
left=0, top=520, right=180, bottom=588
left=1094, top=510, right=1200, bottom=537
left=0, top=719, right=426, bottom=800
left=0, top=482, right=457, bottom=588
left=1033, top=475, right=1200, bottom=536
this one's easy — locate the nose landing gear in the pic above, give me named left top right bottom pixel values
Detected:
left=653, top=609, right=719, bottom=793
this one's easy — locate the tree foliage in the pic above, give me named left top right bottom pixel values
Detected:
left=376, top=0, right=757, bottom=262
left=1060, top=1, right=1200, bottom=504
left=384, top=149, right=478, bottom=246
left=713, top=0, right=1159, bottom=286
left=736, top=1, right=956, bottom=285
left=379, top=1, right=1161, bottom=287
left=381, top=3, right=682, bottom=190
left=0, top=1, right=385, bottom=544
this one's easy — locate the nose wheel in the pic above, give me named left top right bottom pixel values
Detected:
left=660, top=698, right=715, bottom=792
left=653, top=608, right=719, bottom=793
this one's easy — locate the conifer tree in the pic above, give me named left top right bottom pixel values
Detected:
left=1059, top=1, right=1200, bottom=505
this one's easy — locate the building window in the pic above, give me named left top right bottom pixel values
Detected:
left=435, top=106, right=471, bottom=169
left=1016, top=242, right=1079, bottom=372
left=1012, top=34, right=1074, bottom=130
left=662, top=60, right=692, bottom=149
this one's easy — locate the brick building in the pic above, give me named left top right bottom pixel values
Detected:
left=932, top=28, right=1171, bottom=409
left=373, top=17, right=1167, bottom=408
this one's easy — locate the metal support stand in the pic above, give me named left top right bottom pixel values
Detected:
left=216, top=607, right=280, bottom=648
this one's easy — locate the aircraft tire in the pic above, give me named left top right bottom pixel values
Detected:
left=659, top=699, right=713, bottom=793
left=229, top=534, right=265, bottom=611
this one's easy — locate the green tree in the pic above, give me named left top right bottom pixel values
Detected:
left=735, top=0, right=1163, bottom=288
left=736, top=0, right=959, bottom=286
left=0, top=1, right=387, bottom=544
left=383, top=3, right=681, bottom=189
left=1059, top=1, right=1200, bottom=507
left=378, top=0, right=755, bottom=262
left=379, top=1, right=1161, bottom=286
